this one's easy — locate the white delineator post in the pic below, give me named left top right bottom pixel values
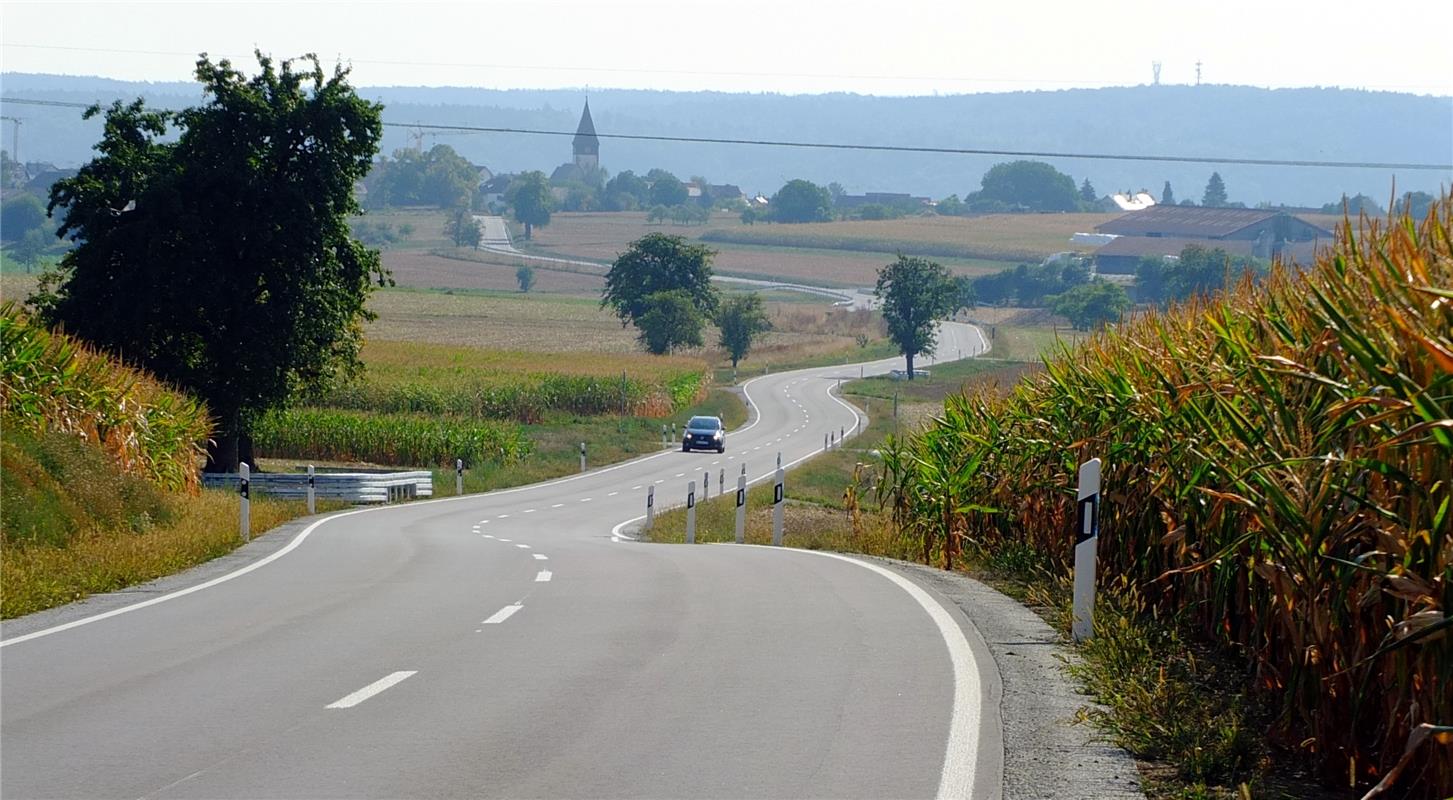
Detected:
left=306, top=464, right=316, bottom=515
left=456, top=458, right=464, bottom=496
left=719, top=468, right=725, bottom=497
left=703, top=469, right=710, bottom=499
left=661, top=424, right=668, bottom=448
left=734, top=471, right=747, bottom=544
left=1072, top=458, right=1103, bottom=642
left=646, top=485, right=655, bottom=530
left=771, top=466, right=785, bottom=546
left=579, top=442, right=586, bottom=473
left=239, top=462, right=251, bottom=542
left=686, top=481, right=697, bottom=544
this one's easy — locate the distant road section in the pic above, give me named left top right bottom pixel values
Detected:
left=472, top=215, right=874, bottom=308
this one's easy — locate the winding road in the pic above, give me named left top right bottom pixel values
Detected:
left=1, top=322, right=997, bottom=799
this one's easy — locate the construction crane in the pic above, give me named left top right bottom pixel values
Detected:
left=407, top=125, right=477, bottom=151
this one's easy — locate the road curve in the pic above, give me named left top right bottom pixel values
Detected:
left=1, top=323, right=996, bottom=799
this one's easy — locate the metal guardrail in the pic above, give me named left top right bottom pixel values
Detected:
left=202, top=470, right=433, bottom=504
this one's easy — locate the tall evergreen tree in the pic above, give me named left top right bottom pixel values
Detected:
left=1161, top=181, right=1176, bottom=205
left=1079, top=178, right=1097, bottom=204
left=1202, top=172, right=1228, bottom=207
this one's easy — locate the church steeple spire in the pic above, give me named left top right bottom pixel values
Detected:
left=572, top=100, right=599, bottom=171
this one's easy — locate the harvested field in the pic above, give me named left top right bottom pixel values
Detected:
left=365, top=288, right=642, bottom=352
left=525, top=213, right=1022, bottom=287
left=383, top=251, right=604, bottom=293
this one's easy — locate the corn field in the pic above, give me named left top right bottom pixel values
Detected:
left=318, top=370, right=706, bottom=423
left=252, top=408, right=531, bottom=468
left=0, top=304, right=212, bottom=492
left=879, top=198, right=1452, bottom=796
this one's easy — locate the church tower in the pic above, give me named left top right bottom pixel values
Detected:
left=572, top=100, right=599, bottom=173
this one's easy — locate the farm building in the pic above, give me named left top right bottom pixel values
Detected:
left=1091, top=205, right=1332, bottom=274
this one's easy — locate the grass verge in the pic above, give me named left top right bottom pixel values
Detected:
left=1, top=429, right=345, bottom=619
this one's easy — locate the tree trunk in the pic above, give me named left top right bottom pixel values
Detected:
left=524, top=222, right=533, bottom=240
left=238, top=431, right=255, bottom=471
left=204, top=410, right=241, bottom=473
left=906, top=351, right=916, bottom=380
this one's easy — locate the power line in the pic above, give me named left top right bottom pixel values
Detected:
left=3, top=96, right=1450, bottom=172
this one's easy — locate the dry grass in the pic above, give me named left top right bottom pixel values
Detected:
left=2, top=488, right=340, bottom=618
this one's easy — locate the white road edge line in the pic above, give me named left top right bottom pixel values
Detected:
left=737, top=547, right=982, bottom=799
left=482, top=604, right=522, bottom=624
left=325, top=671, right=417, bottom=709
left=533, top=554, right=548, bottom=560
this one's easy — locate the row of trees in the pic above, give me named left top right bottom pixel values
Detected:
left=601, top=234, right=968, bottom=381
left=600, top=234, right=771, bottom=363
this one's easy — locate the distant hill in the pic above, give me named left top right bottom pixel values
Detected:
left=1, top=73, right=1448, bottom=206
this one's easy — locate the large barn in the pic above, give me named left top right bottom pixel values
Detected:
left=1091, top=206, right=1332, bottom=274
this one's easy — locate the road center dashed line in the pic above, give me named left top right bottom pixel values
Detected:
left=533, top=553, right=548, bottom=560
left=535, top=571, right=552, bottom=582
left=496, top=538, right=512, bottom=543
left=482, top=604, right=522, bottom=624
left=551, top=503, right=564, bottom=508
left=325, top=671, right=417, bottom=709
left=515, top=543, right=530, bottom=549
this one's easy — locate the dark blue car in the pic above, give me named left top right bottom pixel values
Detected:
left=682, top=415, right=726, bottom=453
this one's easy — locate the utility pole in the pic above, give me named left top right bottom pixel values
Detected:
left=1151, top=62, right=1162, bottom=86
left=1195, top=60, right=1203, bottom=86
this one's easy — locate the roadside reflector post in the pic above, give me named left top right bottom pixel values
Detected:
left=771, top=467, right=785, bottom=546
left=580, top=441, right=587, bottom=473
left=824, top=432, right=830, bottom=451
left=719, top=468, right=725, bottom=497
left=776, top=451, right=782, bottom=469
left=306, top=464, right=316, bottom=514
left=456, top=458, right=464, bottom=496
left=672, top=422, right=677, bottom=440
left=661, top=424, right=667, bottom=448
left=735, top=472, right=747, bottom=544
left=840, top=425, right=845, bottom=443
left=239, top=462, right=251, bottom=542
left=686, top=481, right=697, bottom=544
left=1072, top=458, right=1103, bottom=642
left=703, top=469, right=710, bottom=498
left=646, top=485, right=655, bottom=530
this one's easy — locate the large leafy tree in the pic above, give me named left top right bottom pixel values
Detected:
left=636, top=289, right=705, bottom=355
left=2, top=194, right=47, bottom=241
left=39, top=52, right=385, bottom=472
left=369, top=144, right=476, bottom=208
left=769, top=178, right=832, bottom=223
left=874, top=255, right=957, bottom=379
left=506, top=171, right=552, bottom=239
left=1049, top=280, right=1132, bottom=331
left=972, top=160, right=1079, bottom=212
left=601, top=232, right=719, bottom=329
left=716, top=293, right=772, bottom=369
left=647, top=169, right=688, bottom=207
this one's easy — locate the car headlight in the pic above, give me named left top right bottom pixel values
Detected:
left=713, top=431, right=723, bottom=439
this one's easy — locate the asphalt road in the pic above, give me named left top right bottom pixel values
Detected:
left=1, top=323, right=997, bottom=799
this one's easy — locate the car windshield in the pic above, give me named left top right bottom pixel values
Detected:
left=687, top=417, right=721, bottom=430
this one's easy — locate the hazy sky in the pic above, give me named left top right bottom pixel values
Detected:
left=3, top=0, right=1452, bottom=96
